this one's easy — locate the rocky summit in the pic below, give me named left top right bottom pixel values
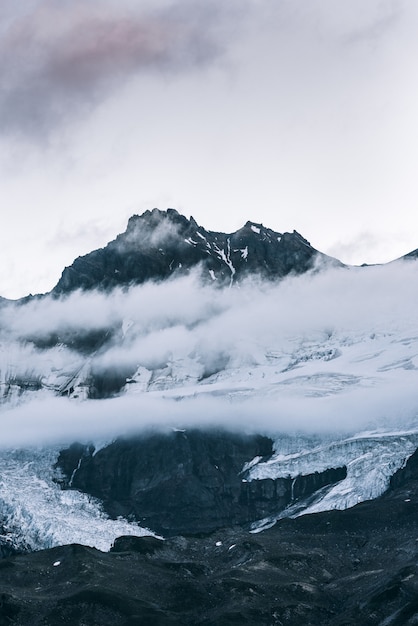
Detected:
left=53, top=208, right=341, bottom=293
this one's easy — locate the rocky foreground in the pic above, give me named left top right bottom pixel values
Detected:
left=0, top=447, right=417, bottom=625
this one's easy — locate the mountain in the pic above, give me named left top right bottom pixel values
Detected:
left=53, top=208, right=342, bottom=293
left=1, top=208, right=418, bottom=623
left=0, top=209, right=345, bottom=403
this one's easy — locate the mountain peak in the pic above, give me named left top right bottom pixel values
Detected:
left=128, top=207, right=184, bottom=225
left=53, top=209, right=341, bottom=294
left=125, top=207, right=191, bottom=234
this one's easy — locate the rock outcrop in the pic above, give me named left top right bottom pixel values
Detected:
left=53, top=208, right=342, bottom=294
left=56, top=430, right=346, bottom=535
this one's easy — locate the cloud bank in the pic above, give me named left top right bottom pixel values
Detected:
left=1, top=261, right=418, bottom=446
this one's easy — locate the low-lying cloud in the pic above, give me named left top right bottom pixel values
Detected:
left=2, top=381, right=418, bottom=450
left=1, top=261, right=418, bottom=447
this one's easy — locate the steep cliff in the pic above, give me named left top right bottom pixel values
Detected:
left=56, top=430, right=346, bottom=535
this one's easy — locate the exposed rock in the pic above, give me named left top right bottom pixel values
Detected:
left=0, top=535, right=20, bottom=559
left=110, top=535, right=165, bottom=554
left=53, top=209, right=342, bottom=294
left=56, top=430, right=346, bottom=535
left=391, top=445, right=418, bottom=484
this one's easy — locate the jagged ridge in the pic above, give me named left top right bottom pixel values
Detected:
left=53, top=208, right=342, bottom=293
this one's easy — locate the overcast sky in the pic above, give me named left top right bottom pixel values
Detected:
left=1, top=0, right=418, bottom=298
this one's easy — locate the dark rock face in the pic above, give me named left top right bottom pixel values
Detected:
left=239, top=466, right=346, bottom=521
left=53, top=209, right=342, bottom=294
left=56, top=430, right=346, bottom=535
left=0, top=535, right=20, bottom=559
left=390, top=445, right=418, bottom=490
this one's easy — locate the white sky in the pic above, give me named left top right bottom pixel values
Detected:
left=1, top=0, right=418, bottom=298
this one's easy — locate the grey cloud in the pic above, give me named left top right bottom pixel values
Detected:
left=0, top=1, right=235, bottom=139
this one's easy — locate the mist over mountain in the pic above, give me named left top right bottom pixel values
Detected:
left=1, top=209, right=418, bottom=623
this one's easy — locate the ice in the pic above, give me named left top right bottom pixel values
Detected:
left=247, top=430, right=418, bottom=524
left=250, top=225, right=261, bottom=234
left=0, top=448, right=156, bottom=552
left=241, top=456, right=263, bottom=473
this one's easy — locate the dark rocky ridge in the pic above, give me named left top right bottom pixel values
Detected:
left=56, top=430, right=347, bottom=536
left=53, top=208, right=342, bottom=294
left=3, top=448, right=418, bottom=624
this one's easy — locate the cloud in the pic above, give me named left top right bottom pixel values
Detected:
left=2, top=380, right=418, bottom=450
left=1, top=261, right=418, bottom=447
left=343, top=0, right=402, bottom=44
left=117, top=211, right=185, bottom=252
left=326, top=231, right=414, bottom=266
left=326, top=232, right=385, bottom=266
left=0, top=1, right=235, bottom=139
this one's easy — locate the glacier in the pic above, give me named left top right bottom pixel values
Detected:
left=0, top=262, right=418, bottom=548
left=0, top=447, right=155, bottom=553
left=247, top=429, right=418, bottom=531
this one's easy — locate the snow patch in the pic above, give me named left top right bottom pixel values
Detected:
left=212, top=239, right=236, bottom=286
